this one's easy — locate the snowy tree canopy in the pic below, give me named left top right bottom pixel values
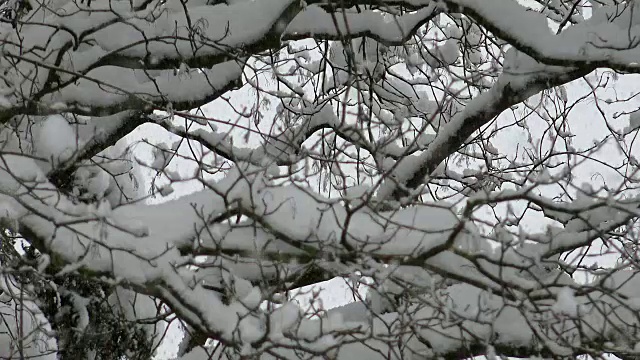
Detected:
left=2, top=0, right=640, bottom=358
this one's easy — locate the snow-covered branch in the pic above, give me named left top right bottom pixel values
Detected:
left=2, top=0, right=640, bottom=358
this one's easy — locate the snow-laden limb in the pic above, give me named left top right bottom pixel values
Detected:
left=0, top=56, right=243, bottom=119
left=157, top=101, right=380, bottom=167
left=86, top=0, right=640, bottom=75
left=284, top=3, right=443, bottom=45
left=153, top=113, right=281, bottom=168
left=45, top=88, right=238, bottom=189
left=376, top=51, right=590, bottom=201
left=172, top=269, right=640, bottom=359
left=6, top=111, right=147, bottom=206
left=0, top=0, right=294, bottom=73
left=437, top=0, right=640, bottom=72
left=75, top=0, right=299, bottom=69
left=5, top=0, right=640, bottom=121
left=0, top=0, right=440, bottom=119
left=337, top=269, right=640, bottom=359
left=46, top=111, right=146, bottom=186
left=0, top=155, right=510, bottom=346
left=3, top=155, right=470, bottom=278
left=41, top=60, right=243, bottom=117
left=2, top=148, right=637, bottom=353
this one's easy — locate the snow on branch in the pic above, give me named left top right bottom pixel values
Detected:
left=2, top=0, right=640, bottom=358
left=2, top=150, right=637, bottom=354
